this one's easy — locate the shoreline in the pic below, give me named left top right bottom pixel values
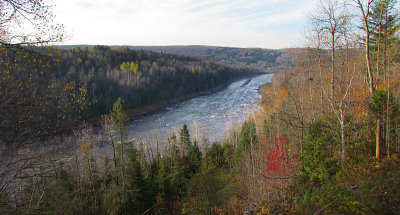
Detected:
left=127, top=72, right=266, bottom=119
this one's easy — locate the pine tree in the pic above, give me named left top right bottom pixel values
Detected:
left=125, top=147, right=148, bottom=213
left=179, top=124, right=191, bottom=152
left=369, top=0, right=399, bottom=51
left=110, top=97, right=130, bottom=137
left=109, top=97, right=130, bottom=212
left=366, top=0, right=399, bottom=158
left=188, top=140, right=202, bottom=174
left=235, top=118, right=256, bottom=163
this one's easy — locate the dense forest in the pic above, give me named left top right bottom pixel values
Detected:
left=1, top=0, right=400, bottom=214
left=0, top=44, right=260, bottom=150
left=56, top=46, right=260, bottom=118
left=60, top=45, right=301, bottom=71
left=126, top=46, right=297, bottom=70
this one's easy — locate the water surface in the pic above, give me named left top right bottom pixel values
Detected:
left=126, top=73, right=273, bottom=143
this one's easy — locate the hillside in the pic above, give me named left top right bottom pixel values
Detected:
left=0, top=45, right=260, bottom=149
left=59, top=45, right=301, bottom=71
left=3, top=0, right=400, bottom=213
left=58, top=46, right=261, bottom=117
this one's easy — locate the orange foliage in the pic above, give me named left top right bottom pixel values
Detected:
left=274, top=86, right=288, bottom=109
left=377, top=78, right=399, bottom=90
left=349, top=84, right=370, bottom=121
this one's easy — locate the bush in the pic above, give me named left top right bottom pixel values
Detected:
left=300, top=120, right=340, bottom=184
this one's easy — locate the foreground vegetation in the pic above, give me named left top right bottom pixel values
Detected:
left=256, top=0, right=400, bottom=213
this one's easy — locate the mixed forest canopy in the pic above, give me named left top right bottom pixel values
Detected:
left=58, top=45, right=301, bottom=71
left=1, top=43, right=260, bottom=149
left=56, top=46, right=261, bottom=118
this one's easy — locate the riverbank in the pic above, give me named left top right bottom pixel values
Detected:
left=126, top=73, right=274, bottom=143
left=127, top=72, right=267, bottom=118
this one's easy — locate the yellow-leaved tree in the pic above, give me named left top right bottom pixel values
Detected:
left=0, top=0, right=89, bottom=151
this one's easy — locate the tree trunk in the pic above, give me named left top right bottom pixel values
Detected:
left=357, top=0, right=378, bottom=158
left=331, top=31, right=336, bottom=100
left=365, top=31, right=374, bottom=94
left=387, top=83, right=390, bottom=157
left=318, top=49, right=324, bottom=107
left=341, top=109, right=346, bottom=165
left=376, top=118, right=381, bottom=159
left=357, top=0, right=375, bottom=94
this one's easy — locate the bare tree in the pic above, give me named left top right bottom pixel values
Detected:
left=311, top=0, right=351, bottom=99
left=352, top=0, right=376, bottom=94
left=190, top=121, right=208, bottom=153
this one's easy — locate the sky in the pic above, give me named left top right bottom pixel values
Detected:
left=54, top=0, right=318, bottom=49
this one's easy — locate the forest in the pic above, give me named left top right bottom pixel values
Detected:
left=0, top=44, right=260, bottom=150
left=1, top=0, right=400, bottom=214
left=59, top=45, right=301, bottom=72
left=124, top=46, right=288, bottom=70
left=114, top=45, right=299, bottom=71
left=56, top=46, right=260, bottom=118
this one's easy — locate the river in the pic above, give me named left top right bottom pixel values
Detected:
left=126, top=73, right=273, bottom=144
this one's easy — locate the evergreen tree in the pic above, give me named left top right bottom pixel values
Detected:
left=369, top=0, right=399, bottom=50
left=235, top=118, right=256, bottom=163
left=109, top=97, right=130, bottom=213
left=179, top=124, right=191, bottom=152
left=110, top=97, right=130, bottom=131
left=125, top=147, right=149, bottom=213
left=188, top=140, right=202, bottom=174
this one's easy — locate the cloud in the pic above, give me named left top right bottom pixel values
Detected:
left=55, top=0, right=317, bottom=48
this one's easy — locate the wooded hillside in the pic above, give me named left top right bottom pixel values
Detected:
left=59, top=45, right=301, bottom=71
left=56, top=46, right=260, bottom=118
left=1, top=0, right=400, bottom=214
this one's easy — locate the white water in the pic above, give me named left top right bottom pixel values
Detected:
left=126, top=73, right=273, bottom=143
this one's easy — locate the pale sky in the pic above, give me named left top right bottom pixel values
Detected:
left=54, top=0, right=318, bottom=49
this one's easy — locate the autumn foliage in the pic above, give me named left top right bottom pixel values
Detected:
left=264, top=136, right=297, bottom=178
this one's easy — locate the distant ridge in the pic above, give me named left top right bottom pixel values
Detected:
left=56, top=45, right=301, bottom=70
